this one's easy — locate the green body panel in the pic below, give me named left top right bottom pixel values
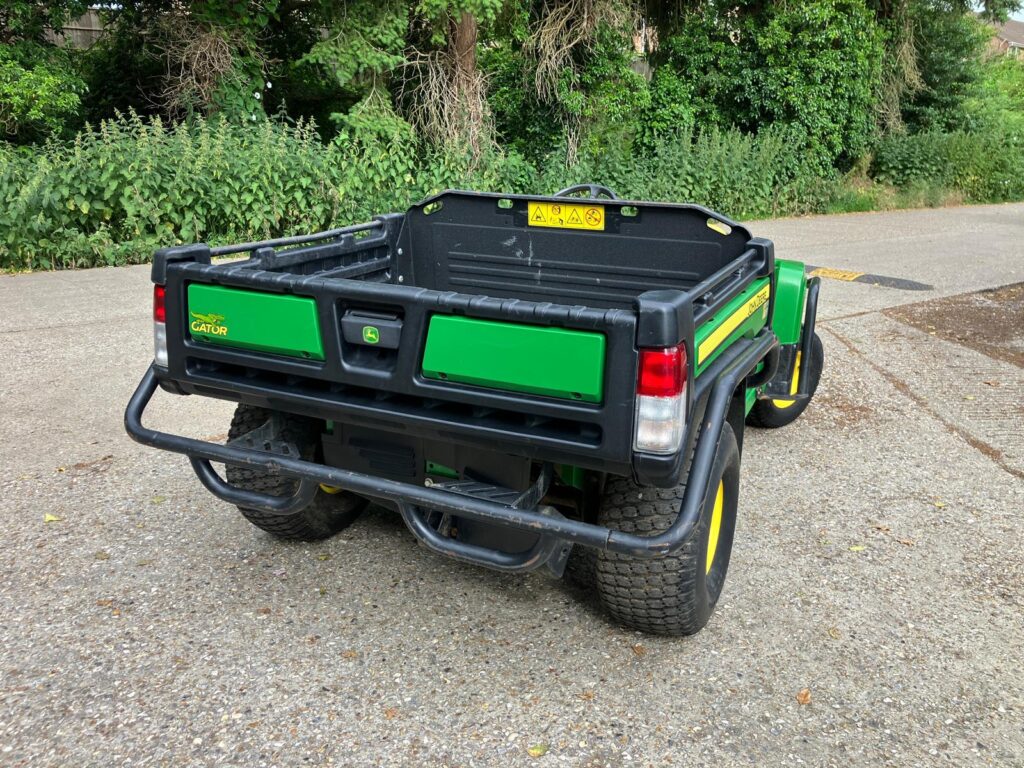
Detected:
left=187, top=284, right=325, bottom=361
left=744, top=386, right=757, bottom=415
left=425, top=460, right=459, bottom=479
left=557, top=464, right=587, bottom=491
left=771, top=259, right=808, bottom=345
left=693, top=277, right=771, bottom=376
left=422, top=315, right=606, bottom=403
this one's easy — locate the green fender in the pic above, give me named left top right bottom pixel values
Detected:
left=771, top=259, right=808, bottom=345
left=743, top=259, right=807, bottom=415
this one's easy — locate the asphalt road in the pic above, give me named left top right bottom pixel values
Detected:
left=1, top=203, right=1023, bottom=767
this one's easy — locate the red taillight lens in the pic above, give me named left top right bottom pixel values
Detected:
left=637, top=345, right=687, bottom=398
left=153, top=285, right=166, bottom=323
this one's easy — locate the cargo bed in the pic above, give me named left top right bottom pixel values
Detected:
left=148, top=190, right=775, bottom=484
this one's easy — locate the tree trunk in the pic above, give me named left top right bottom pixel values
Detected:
left=448, top=11, right=483, bottom=159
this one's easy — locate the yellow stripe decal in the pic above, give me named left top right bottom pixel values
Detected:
left=697, top=284, right=770, bottom=364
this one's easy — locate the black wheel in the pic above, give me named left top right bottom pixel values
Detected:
left=563, top=545, right=596, bottom=588
left=225, top=405, right=367, bottom=541
left=594, top=423, right=741, bottom=636
left=747, top=332, right=824, bottom=429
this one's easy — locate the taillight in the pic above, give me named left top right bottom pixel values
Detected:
left=153, top=285, right=167, bottom=323
left=633, top=344, right=688, bottom=454
left=153, top=285, right=168, bottom=367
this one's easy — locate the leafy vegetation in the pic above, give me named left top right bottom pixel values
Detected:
left=1, top=0, right=1023, bottom=270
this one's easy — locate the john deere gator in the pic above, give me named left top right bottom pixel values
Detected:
left=125, top=184, right=822, bottom=636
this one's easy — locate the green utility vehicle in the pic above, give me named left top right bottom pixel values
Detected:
left=125, top=185, right=822, bottom=636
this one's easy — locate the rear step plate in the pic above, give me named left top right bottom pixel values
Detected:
left=421, top=315, right=605, bottom=403
left=187, top=284, right=325, bottom=361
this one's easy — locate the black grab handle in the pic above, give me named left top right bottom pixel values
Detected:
left=554, top=183, right=620, bottom=200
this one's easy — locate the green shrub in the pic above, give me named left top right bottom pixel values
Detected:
left=871, top=128, right=1024, bottom=201
left=7, top=110, right=1021, bottom=273
left=1, top=112, right=836, bottom=271
left=652, top=0, right=883, bottom=172
left=0, top=42, right=86, bottom=142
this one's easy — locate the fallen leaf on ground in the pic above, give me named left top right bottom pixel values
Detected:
left=848, top=545, right=866, bottom=552
left=96, top=599, right=113, bottom=607
left=151, top=496, right=166, bottom=504
left=796, top=688, right=812, bottom=705
left=872, top=524, right=891, bottom=533
left=43, top=514, right=62, bottom=524
left=383, top=707, right=399, bottom=720
left=527, top=744, right=549, bottom=758
left=341, top=650, right=359, bottom=659
left=897, top=538, right=915, bottom=547
left=316, top=553, right=331, bottom=561
left=94, top=551, right=110, bottom=560
left=631, top=644, right=647, bottom=657
left=827, top=627, right=841, bottom=640
left=577, top=690, right=595, bottom=701
left=255, top=607, right=271, bottom=616
left=983, top=380, right=1000, bottom=387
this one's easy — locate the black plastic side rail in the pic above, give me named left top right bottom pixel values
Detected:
left=208, top=220, right=384, bottom=258
left=125, top=330, right=776, bottom=560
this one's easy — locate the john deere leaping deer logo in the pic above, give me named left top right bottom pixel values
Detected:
left=190, top=311, right=229, bottom=336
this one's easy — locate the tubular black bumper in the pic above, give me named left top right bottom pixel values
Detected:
left=125, top=330, right=776, bottom=568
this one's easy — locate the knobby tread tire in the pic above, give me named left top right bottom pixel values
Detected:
left=563, top=545, right=597, bottom=588
left=595, top=423, right=740, bottom=636
left=225, top=405, right=366, bottom=541
left=747, top=332, right=824, bottom=429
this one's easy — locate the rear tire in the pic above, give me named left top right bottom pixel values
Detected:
left=225, top=405, right=366, bottom=541
left=594, top=423, right=741, bottom=636
left=747, top=332, right=823, bottom=429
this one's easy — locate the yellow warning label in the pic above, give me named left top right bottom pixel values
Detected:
left=808, top=267, right=865, bottom=282
left=528, top=201, right=605, bottom=231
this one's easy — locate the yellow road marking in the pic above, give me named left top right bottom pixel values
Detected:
left=808, top=267, right=864, bottom=282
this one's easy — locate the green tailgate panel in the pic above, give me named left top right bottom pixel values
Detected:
left=422, top=315, right=606, bottom=403
left=187, top=284, right=325, bottom=361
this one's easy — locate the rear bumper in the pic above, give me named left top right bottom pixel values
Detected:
left=126, top=329, right=776, bottom=572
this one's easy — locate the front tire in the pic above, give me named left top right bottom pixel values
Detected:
left=747, top=332, right=824, bottom=429
left=225, top=405, right=367, bottom=541
left=594, top=423, right=741, bottom=636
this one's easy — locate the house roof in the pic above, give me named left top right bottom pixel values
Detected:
left=995, top=18, right=1024, bottom=47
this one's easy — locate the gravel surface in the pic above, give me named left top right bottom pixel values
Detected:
left=1, top=203, right=1022, bottom=767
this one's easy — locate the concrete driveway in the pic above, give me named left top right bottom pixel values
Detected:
left=1, top=203, right=1022, bottom=766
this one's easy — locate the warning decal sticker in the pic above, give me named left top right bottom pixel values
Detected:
left=527, top=201, right=605, bottom=231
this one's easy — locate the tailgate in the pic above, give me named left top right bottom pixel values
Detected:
left=185, top=284, right=607, bottom=403
left=187, top=284, right=325, bottom=361
left=421, top=315, right=606, bottom=403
